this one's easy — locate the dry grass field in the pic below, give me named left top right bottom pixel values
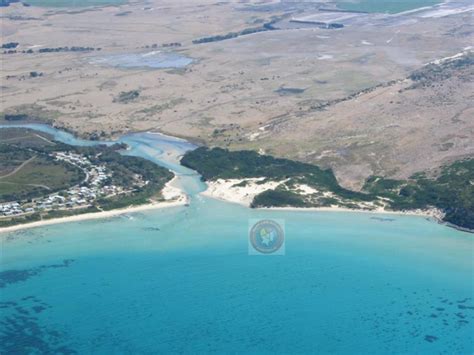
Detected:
left=1, top=0, right=473, bottom=188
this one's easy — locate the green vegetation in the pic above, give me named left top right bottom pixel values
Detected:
left=275, top=87, right=306, bottom=95
left=1, top=104, right=57, bottom=124
left=252, top=189, right=306, bottom=208
left=137, top=98, right=185, bottom=115
left=0, top=128, right=55, bottom=148
left=193, top=26, right=271, bottom=44
left=114, top=90, right=140, bottom=103
left=182, top=147, right=474, bottom=231
left=0, top=128, right=174, bottom=225
left=29, top=71, right=43, bottom=78
left=364, top=159, right=474, bottom=230
left=181, top=147, right=374, bottom=206
left=0, top=132, right=85, bottom=202
left=181, top=147, right=337, bottom=181
left=91, top=151, right=173, bottom=210
left=55, top=143, right=174, bottom=209
left=38, top=46, right=99, bottom=53
left=1, top=42, right=19, bottom=49
left=183, top=148, right=369, bottom=195
left=289, top=20, right=343, bottom=29
left=408, top=52, right=473, bottom=89
left=336, top=0, right=441, bottom=14
left=0, top=154, right=84, bottom=202
left=192, top=16, right=283, bottom=44
left=3, top=114, right=30, bottom=122
left=2, top=46, right=100, bottom=55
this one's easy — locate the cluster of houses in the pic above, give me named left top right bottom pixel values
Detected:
left=0, top=202, right=24, bottom=217
left=54, top=152, right=110, bottom=187
left=1, top=151, right=145, bottom=218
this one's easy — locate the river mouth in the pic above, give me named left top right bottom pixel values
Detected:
left=89, top=50, right=194, bottom=69
left=0, top=123, right=205, bottom=197
left=1, top=124, right=473, bottom=354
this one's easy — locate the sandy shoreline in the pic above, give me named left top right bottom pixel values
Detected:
left=200, top=178, right=282, bottom=207
left=0, top=178, right=188, bottom=234
left=0, top=176, right=454, bottom=235
left=200, top=179, right=446, bottom=221
left=204, top=193, right=444, bottom=220
left=258, top=205, right=444, bottom=220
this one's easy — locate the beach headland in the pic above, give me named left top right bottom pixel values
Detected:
left=183, top=147, right=473, bottom=232
left=200, top=178, right=446, bottom=221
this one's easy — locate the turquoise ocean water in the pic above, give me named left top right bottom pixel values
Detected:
left=1, top=125, right=473, bottom=353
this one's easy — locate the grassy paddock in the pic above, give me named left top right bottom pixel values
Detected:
left=0, top=155, right=84, bottom=202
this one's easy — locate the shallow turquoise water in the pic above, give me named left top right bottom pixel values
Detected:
left=1, top=125, right=473, bottom=353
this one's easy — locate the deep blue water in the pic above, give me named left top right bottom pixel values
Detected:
left=1, top=124, right=473, bottom=354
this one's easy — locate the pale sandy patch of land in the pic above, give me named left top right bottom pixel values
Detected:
left=200, top=177, right=445, bottom=221
left=161, top=176, right=187, bottom=201
left=200, top=178, right=282, bottom=206
left=265, top=205, right=445, bottom=220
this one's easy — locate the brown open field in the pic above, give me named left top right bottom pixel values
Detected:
left=1, top=0, right=473, bottom=187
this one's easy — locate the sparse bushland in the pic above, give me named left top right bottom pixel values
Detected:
left=2, top=45, right=101, bottom=55
left=1, top=104, right=57, bottom=124
left=363, top=159, right=474, bottom=230
left=38, top=46, right=99, bottom=53
left=192, top=15, right=284, bottom=44
left=408, top=51, right=473, bottom=89
left=114, top=90, right=140, bottom=103
left=1, top=42, right=19, bottom=48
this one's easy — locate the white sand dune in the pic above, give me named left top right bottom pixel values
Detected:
left=201, top=178, right=282, bottom=206
left=201, top=178, right=445, bottom=221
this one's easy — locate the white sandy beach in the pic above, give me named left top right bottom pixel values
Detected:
left=1, top=175, right=447, bottom=235
left=263, top=205, right=445, bottom=220
left=0, top=178, right=188, bottom=234
left=200, top=178, right=445, bottom=220
left=200, top=178, right=282, bottom=206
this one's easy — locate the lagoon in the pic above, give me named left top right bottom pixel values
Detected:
left=89, top=51, right=193, bottom=70
left=23, top=0, right=126, bottom=7
left=0, top=125, right=473, bottom=353
left=336, top=0, right=442, bottom=14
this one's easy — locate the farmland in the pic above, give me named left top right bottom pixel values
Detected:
left=0, top=128, right=83, bottom=202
